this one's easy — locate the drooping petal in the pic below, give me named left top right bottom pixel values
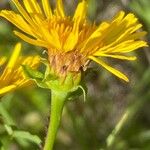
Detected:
left=14, top=31, right=49, bottom=47
left=89, top=56, right=129, bottom=82
left=98, top=54, right=137, bottom=61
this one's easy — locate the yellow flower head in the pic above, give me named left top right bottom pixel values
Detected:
left=0, top=0, right=148, bottom=82
left=0, top=43, right=40, bottom=96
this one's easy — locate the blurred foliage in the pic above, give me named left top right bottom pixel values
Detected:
left=0, top=0, right=150, bottom=150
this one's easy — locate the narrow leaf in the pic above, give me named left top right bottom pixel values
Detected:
left=13, top=130, right=41, bottom=145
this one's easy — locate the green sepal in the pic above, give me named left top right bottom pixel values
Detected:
left=40, top=59, right=81, bottom=92
left=22, top=65, right=44, bottom=80
left=78, top=85, right=87, bottom=102
left=22, top=59, right=85, bottom=100
left=40, top=58, right=53, bottom=78
left=22, top=64, right=51, bottom=89
left=45, top=74, right=58, bottom=81
left=43, top=72, right=81, bottom=93
left=33, top=79, right=49, bottom=89
left=68, top=81, right=87, bottom=102
left=80, top=80, right=88, bottom=102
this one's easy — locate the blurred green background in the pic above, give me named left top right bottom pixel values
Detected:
left=0, top=0, right=150, bottom=150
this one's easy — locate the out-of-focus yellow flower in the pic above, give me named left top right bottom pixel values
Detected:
left=0, top=0, right=148, bottom=82
left=0, top=57, right=6, bottom=66
left=0, top=43, right=40, bottom=96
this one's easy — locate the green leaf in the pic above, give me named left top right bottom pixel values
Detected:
left=0, top=102, right=15, bottom=126
left=0, top=141, right=4, bottom=149
left=4, top=125, right=13, bottom=135
left=0, top=144, right=5, bottom=150
left=13, top=130, right=41, bottom=145
left=22, top=65, right=44, bottom=80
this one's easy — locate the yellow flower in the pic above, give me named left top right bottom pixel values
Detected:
left=0, top=0, right=148, bottom=82
left=0, top=43, right=40, bottom=96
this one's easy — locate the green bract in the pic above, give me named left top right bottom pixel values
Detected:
left=22, top=58, right=86, bottom=97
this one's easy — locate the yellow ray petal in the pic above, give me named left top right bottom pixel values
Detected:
left=73, top=0, right=87, bottom=23
left=21, top=56, right=41, bottom=67
left=63, top=19, right=80, bottom=51
left=23, top=0, right=42, bottom=14
left=95, top=40, right=148, bottom=55
left=97, top=54, right=137, bottom=61
left=14, top=79, right=30, bottom=87
left=7, top=43, right=21, bottom=69
left=12, top=0, right=35, bottom=26
left=42, top=0, right=53, bottom=18
left=14, top=31, right=49, bottom=47
left=123, top=13, right=138, bottom=27
left=0, top=10, right=33, bottom=35
left=113, top=11, right=125, bottom=22
left=112, top=41, right=148, bottom=53
left=50, top=29, right=62, bottom=49
left=89, top=56, right=129, bottom=82
left=0, top=67, right=11, bottom=82
left=0, top=85, right=16, bottom=96
left=0, top=57, right=7, bottom=66
left=56, top=0, right=65, bottom=17
left=81, top=22, right=109, bottom=52
left=125, top=32, right=147, bottom=41
left=85, top=11, right=145, bottom=55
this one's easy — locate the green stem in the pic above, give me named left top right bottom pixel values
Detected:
left=106, top=109, right=130, bottom=149
left=43, top=90, right=68, bottom=150
left=106, top=92, right=150, bottom=150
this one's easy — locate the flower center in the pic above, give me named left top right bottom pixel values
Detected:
left=48, top=51, right=88, bottom=76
